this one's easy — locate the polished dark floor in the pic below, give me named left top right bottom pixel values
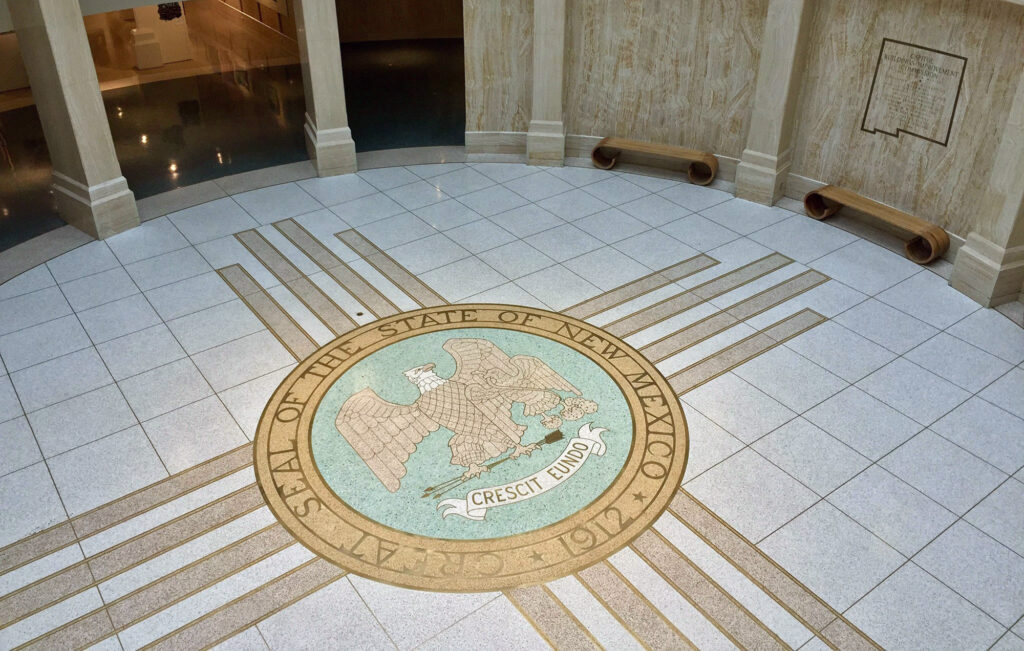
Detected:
left=0, top=38, right=465, bottom=253
left=343, top=39, right=465, bottom=152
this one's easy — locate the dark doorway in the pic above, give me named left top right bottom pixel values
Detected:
left=336, top=0, right=465, bottom=152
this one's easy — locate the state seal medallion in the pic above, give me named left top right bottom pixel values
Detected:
left=254, top=304, right=688, bottom=591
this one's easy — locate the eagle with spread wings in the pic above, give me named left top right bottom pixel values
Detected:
left=335, top=338, right=596, bottom=492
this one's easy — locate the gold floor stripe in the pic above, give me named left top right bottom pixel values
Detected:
left=72, top=446, right=254, bottom=542
left=16, top=609, right=114, bottom=651
left=11, top=517, right=288, bottom=650
left=604, top=253, right=793, bottom=338
left=336, top=229, right=447, bottom=308
left=669, top=308, right=825, bottom=395
left=0, top=445, right=253, bottom=578
left=0, top=525, right=76, bottom=580
left=107, top=524, right=294, bottom=630
left=274, top=220, right=400, bottom=318
left=668, top=492, right=880, bottom=649
left=577, top=561, right=697, bottom=651
left=641, top=270, right=828, bottom=363
left=0, top=563, right=93, bottom=628
left=821, top=619, right=880, bottom=651
left=632, top=529, right=787, bottom=651
left=145, top=557, right=346, bottom=651
left=218, top=264, right=318, bottom=360
left=235, top=229, right=356, bottom=336
left=89, top=484, right=264, bottom=583
left=562, top=254, right=719, bottom=321
left=2, top=487, right=268, bottom=633
left=506, top=585, right=603, bottom=650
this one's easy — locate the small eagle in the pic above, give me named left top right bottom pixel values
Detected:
left=335, top=338, right=590, bottom=492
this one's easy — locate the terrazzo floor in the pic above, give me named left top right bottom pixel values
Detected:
left=1, top=161, right=1023, bottom=650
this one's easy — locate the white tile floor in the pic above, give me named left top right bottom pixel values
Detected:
left=1, top=160, right=1023, bottom=649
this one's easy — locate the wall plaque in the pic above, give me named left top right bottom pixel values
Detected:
left=861, top=38, right=967, bottom=146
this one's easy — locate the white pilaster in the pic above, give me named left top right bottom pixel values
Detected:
left=950, top=72, right=1024, bottom=306
left=526, top=0, right=567, bottom=166
left=10, top=0, right=139, bottom=239
left=294, top=0, right=357, bottom=176
left=735, top=0, right=811, bottom=205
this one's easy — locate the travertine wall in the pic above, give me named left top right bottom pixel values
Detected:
left=562, top=0, right=767, bottom=160
left=462, top=0, right=1024, bottom=241
left=790, top=0, right=1024, bottom=238
left=463, top=0, right=532, bottom=133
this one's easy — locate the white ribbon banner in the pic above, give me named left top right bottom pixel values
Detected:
left=438, top=423, right=607, bottom=521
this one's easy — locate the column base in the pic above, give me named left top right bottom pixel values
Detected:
left=526, top=120, right=565, bottom=166
left=304, top=116, right=356, bottom=176
left=52, top=171, right=139, bottom=239
left=735, top=149, right=791, bottom=205
left=950, top=233, right=1024, bottom=307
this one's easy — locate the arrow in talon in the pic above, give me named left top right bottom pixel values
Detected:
left=422, top=429, right=564, bottom=499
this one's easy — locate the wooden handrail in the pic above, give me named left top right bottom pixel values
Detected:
left=803, top=185, right=950, bottom=264
left=591, top=137, right=719, bottom=186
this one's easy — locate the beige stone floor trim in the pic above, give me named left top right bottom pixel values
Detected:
left=145, top=557, right=346, bottom=651
left=273, top=220, right=400, bottom=318
left=336, top=229, right=447, bottom=308
left=668, top=491, right=881, bottom=650
left=212, top=161, right=317, bottom=196
left=235, top=229, right=357, bottom=336
left=641, top=269, right=828, bottom=363
left=355, top=145, right=468, bottom=170
left=136, top=181, right=228, bottom=223
left=218, top=264, right=319, bottom=360
left=576, top=561, right=697, bottom=650
left=0, top=225, right=94, bottom=286
left=563, top=254, right=720, bottom=320
left=631, top=529, right=788, bottom=651
left=668, top=308, right=826, bottom=395
left=604, top=253, right=794, bottom=338
left=505, top=585, right=603, bottom=650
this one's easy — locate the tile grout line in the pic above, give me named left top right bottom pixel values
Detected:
left=4, top=177, right=1015, bottom=646
left=120, top=215, right=292, bottom=452
left=0, top=443, right=256, bottom=580
left=680, top=315, right=1024, bottom=628
left=632, top=527, right=793, bottom=650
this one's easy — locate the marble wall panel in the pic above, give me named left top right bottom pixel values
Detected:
left=463, top=0, right=533, bottom=133
left=561, top=0, right=767, bottom=159
left=790, top=0, right=1024, bottom=238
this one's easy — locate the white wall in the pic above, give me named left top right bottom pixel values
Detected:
left=0, top=0, right=181, bottom=33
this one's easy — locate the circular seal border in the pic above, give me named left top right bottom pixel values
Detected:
left=254, top=304, right=688, bottom=591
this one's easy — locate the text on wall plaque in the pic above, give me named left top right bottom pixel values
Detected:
left=861, top=39, right=967, bottom=146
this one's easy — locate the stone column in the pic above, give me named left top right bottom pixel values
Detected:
left=950, top=73, right=1024, bottom=307
left=9, top=0, right=138, bottom=239
left=294, top=0, right=357, bottom=176
left=735, top=0, right=812, bottom=205
left=526, top=0, right=567, bottom=166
